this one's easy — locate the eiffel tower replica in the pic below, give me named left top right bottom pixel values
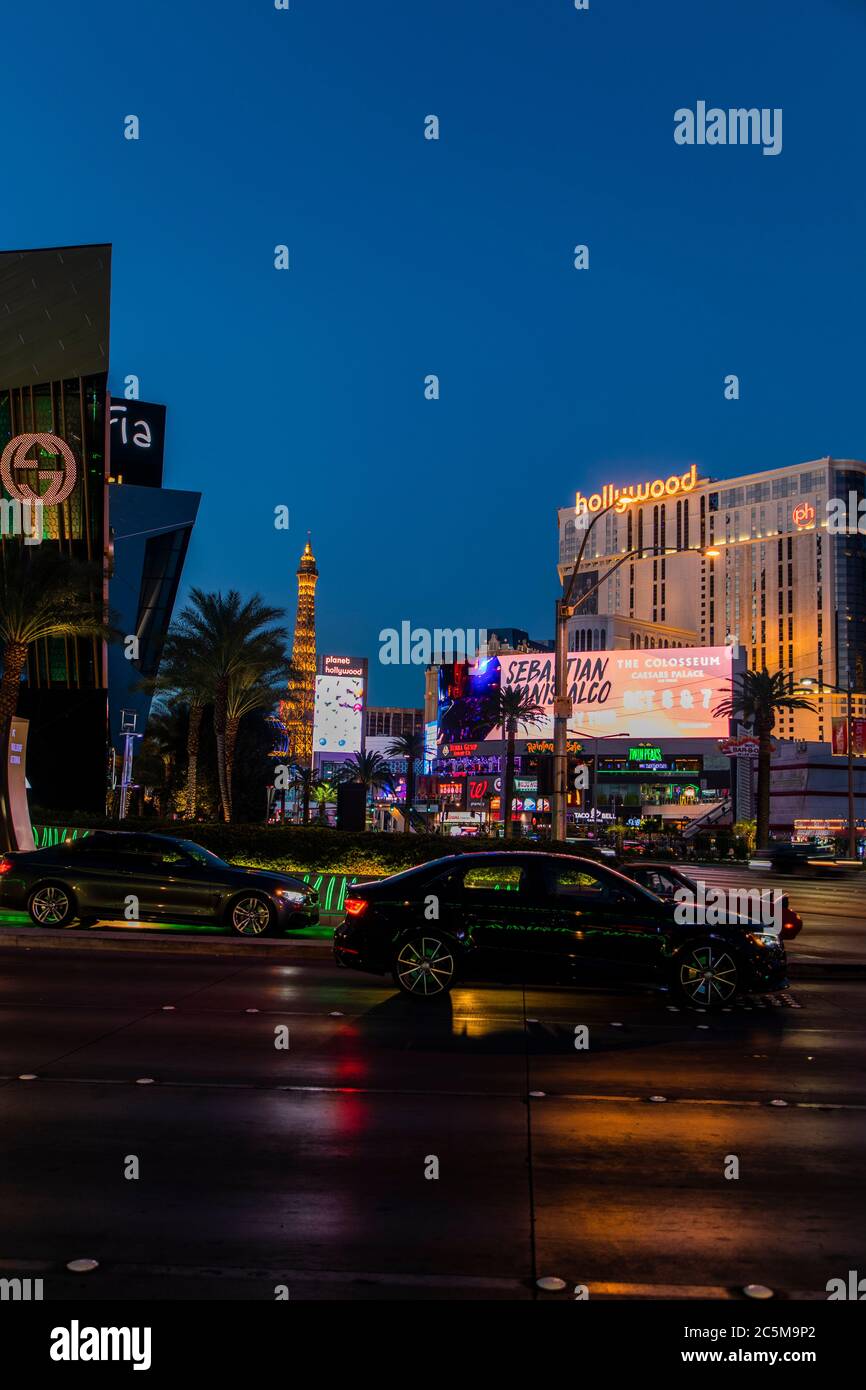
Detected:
left=277, top=535, right=319, bottom=767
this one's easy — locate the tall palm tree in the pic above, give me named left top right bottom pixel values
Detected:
left=714, top=669, right=814, bottom=848
left=224, top=644, right=294, bottom=819
left=478, top=685, right=545, bottom=839
left=338, top=750, right=394, bottom=825
left=151, top=635, right=213, bottom=820
left=386, top=728, right=423, bottom=832
left=135, top=700, right=188, bottom=817
left=0, top=544, right=109, bottom=749
left=168, top=590, right=287, bottom=822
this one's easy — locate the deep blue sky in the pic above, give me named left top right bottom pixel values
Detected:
left=2, top=0, right=864, bottom=706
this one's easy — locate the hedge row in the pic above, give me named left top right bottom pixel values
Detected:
left=33, top=819, right=582, bottom=875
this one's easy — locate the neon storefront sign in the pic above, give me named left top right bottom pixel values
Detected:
left=0, top=432, right=77, bottom=505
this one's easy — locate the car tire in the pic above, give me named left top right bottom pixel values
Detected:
left=227, top=892, right=276, bottom=937
left=392, top=933, right=457, bottom=999
left=27, top=882, right=77, bottom=928
left=672, top=939, right=740, bottom=1008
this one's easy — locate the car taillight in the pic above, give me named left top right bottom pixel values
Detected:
left=782, top=905, right=803, bottom=938
left=344, top=897, right=368, bottom=917
left=0, top=857, right=13, bottom=874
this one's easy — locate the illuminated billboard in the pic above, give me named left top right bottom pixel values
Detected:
left=438, top=646, right=733, bottom=744
left=424, top=719, right=437, bottom=772
left=312, top=657, right=366, bottom=754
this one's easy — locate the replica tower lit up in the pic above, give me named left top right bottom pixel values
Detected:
left=279, top=535, right=319, bottom=765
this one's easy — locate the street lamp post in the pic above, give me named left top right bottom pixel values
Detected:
left=552, top=506, right=721, bottom=841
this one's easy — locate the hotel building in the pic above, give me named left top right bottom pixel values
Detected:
left=558, top=457, right=866, bottom=745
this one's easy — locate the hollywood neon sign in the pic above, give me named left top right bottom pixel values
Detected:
left=576, top=464, right=698, bottom=516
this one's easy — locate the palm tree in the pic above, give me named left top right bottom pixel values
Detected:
left=168, top=590, right=287, bottom=822
left=338, top=750, right=394, bottom=826
left=224, top=641, right=294, bottom=820
left=478, top=685, right=545, bottom=839
left=714, top=669, right=814, bottom=849
left=135, top=700, right=188, bottom=817
left=386, top=728, right=423, bottom=832
left=311, top=779, right=336, bottom=824
left=0, top=544, right=109, bottom=750
left=151, top=635, right=213, bottom=821
left=286, top=763, right=318, bottom=826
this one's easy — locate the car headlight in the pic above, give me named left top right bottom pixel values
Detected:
left=275, top=889, right=307, bottom=905
left=747, top=932, right=781, bottom=948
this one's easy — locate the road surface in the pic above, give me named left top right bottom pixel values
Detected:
left=0, top=943, right=863, bottom=1301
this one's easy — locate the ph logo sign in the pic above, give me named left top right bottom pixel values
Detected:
left=0, top=432, right=78, bottom=505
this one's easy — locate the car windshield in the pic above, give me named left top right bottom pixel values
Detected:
left=175, top=840, right=230, bottom=869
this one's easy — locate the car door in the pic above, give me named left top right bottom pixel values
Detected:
left=128, top=840, right=222, bottom=922
left=438, top=859, right=547, bottom=980
left=538, top=861, right=668, bottom=982
left=62, top=835, right=136, bottom=916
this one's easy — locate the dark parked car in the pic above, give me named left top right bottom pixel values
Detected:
left=621, top=861, right=803, bottom=940
left=334, top=851, right=787, bottom=1006
left=749, top=843, right=860, bottom=876
left=564, top=837, right=618, bottom=864
left=0, top=831, right=318, bottom=936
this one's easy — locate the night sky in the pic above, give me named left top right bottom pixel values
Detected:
left=2, top=0, right=864, bottom=705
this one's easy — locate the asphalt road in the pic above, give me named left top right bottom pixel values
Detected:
left=1, top=943, right=864, bottom=1301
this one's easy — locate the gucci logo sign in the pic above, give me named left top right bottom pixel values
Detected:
left=0, top=432, right=78, bottom=505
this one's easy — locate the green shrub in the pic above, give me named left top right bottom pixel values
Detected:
left=32, top=819, right=582, bottom=875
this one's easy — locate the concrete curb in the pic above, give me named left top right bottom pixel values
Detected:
left=0, top=924, right=335, bottom=960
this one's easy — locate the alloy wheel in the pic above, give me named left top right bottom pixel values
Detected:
left=30, top=886, right=71, bottom=925
left=395, top=937, right=455, bottom=996
left=231, top=897, right=272, bottom=936
left=679, top=945, right=738, bottom=1005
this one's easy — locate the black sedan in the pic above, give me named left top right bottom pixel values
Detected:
left=621, top=861, right=804, bottom=940
left=0, top=831, right=318, bottom=936
left=334, top=851, right=788, bottom=1006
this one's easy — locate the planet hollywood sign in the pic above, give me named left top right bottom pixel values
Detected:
left=575, top=464, right=698, bottom=516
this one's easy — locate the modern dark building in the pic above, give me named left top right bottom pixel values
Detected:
left=107, top=446, right=200, bottom=772
left=0, top=243, right=199, bottom=816
left=0, top=243, right=111, bottom=814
